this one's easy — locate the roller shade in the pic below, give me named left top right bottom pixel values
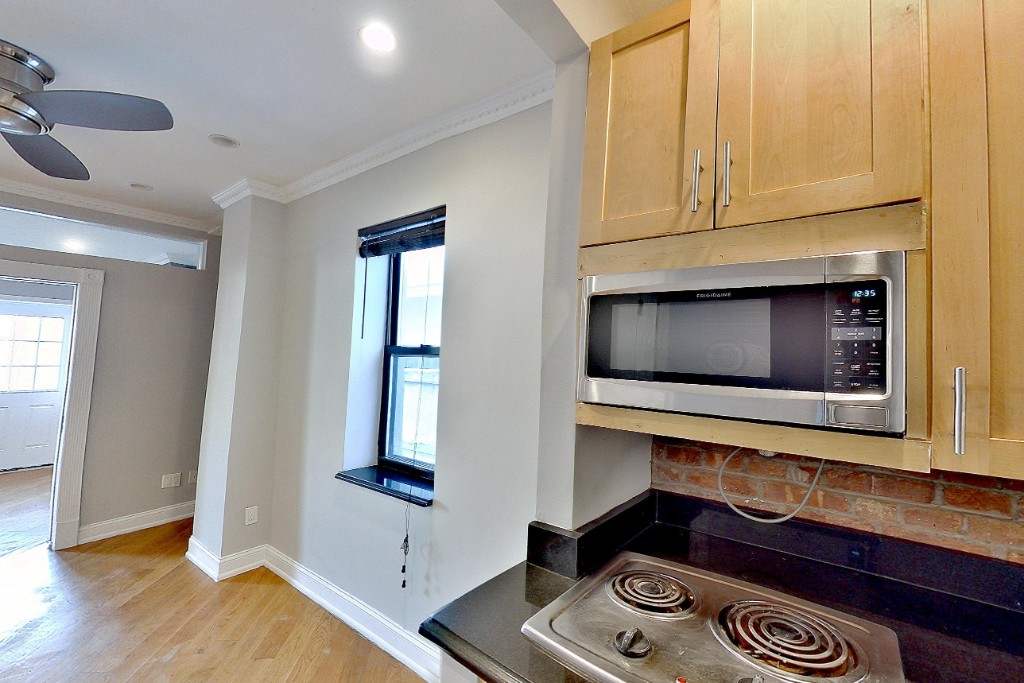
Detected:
left=358, top=205, right=445, bottom=257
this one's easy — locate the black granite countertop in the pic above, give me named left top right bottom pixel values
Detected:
left=420, top=491, right=1024, bottom=683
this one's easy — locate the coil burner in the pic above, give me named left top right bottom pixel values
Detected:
left=715, top=601, right=865, bottom=680
left=607, top=570, right=697, bottom=618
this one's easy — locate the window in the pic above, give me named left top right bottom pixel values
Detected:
left=0, top=314, right=66, bottom=392
left=381, top=245, right=444, bottom=472
left=357, top=206, right=445, bottom=485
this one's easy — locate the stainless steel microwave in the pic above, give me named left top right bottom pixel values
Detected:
left=578, top=251, right=906, bottom=433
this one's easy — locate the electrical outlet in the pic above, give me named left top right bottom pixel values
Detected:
left=244, top=505, right=258, bottom=526
left=187, top=470, right=198, bottom=485
left=161, top=472, right=182, bottom=488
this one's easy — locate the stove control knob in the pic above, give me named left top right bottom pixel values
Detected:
left=613, top=627, right=652, bottom=658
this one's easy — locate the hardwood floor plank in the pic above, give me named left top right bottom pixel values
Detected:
left=0, top=518, right=424, bottom=682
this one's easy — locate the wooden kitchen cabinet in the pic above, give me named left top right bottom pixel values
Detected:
left=715, top=0, right=925, bottom=229
left=578, top=0, right=718, bottom=246
left=930, top=0, right=1024, bottom=479
left=579, top=0, right=926, bottom=246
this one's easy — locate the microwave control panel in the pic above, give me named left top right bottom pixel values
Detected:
left=827, top=282, right=887, bottom=394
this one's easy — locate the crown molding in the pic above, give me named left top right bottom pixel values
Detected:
left=210, top=70, right=556, bottom=209
left=211, top=178, right=290, bottom=209
left=0, top=177, right=218, bottom=233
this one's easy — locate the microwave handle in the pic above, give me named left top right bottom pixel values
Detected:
left=954, top=366, right=966, bottom=455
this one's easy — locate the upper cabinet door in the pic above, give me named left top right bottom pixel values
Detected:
left=931, top=0, right=1024, bottom=479
left=579, top=0, right=719, bottom=246
left=715, top=0, right=925, bottom=229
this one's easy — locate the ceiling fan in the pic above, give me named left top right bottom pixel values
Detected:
left=0, top=39, right=173, bottom=181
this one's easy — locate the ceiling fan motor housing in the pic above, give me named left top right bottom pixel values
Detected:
left=0, top=40, right=54, bottom=135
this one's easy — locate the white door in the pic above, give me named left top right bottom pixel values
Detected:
left=0, top=301, right=73, bottom=471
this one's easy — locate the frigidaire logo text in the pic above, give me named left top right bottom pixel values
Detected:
left=695, top=292, right=732, bottom=299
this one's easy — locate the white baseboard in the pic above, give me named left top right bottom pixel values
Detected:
left=183, top=538, right=440, bottom=682
left=264, top=546, right=441, bottom=682
left=78, top=501, right=195, bottom=544
left=185, top=536, right=268, bottom=581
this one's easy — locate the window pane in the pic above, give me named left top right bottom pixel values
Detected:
left=386, top=354, right=440, bottom=467
left=36, top=341, right=62, bottom=366
left=10, top=367, right=34, bottom=391
left=0, top=340, right=12, bottom=365
left=396, top=246, right=444, bottom=347
left=39, top=317, right=64, bottom=342
left=13, top=316, right=40, bottom=341
left=12, top=341, right=37, bottom=366
left=34, top=366, right=59, bottom=392
left=0, top=368, right=8, bottom=391
left=0, top=315, right=13, bottom=340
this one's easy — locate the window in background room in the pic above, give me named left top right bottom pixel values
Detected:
left=358, top=206, right=445, bottom=477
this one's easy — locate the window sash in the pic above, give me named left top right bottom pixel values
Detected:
left=380, top=346, right=440, bottom=474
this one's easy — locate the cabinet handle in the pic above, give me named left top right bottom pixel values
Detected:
left=954, top=367, right=966, bottom=455
left=722, top=140, right=732, bottom=207
left=690, top=148, right=702, bottom=213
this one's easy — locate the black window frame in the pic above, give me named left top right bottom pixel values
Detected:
left=377, top=249, right=441, bottom=479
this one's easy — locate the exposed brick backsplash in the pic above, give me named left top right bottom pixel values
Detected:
left=652, top=438, right=1024, bottom=564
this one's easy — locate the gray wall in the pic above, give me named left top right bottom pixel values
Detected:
left=0, top=195, right=219, bottom=526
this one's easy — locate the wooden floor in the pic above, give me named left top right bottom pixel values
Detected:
left=0, top=466, right=52, bottom=557
left=0, top=513, right=423, bottom=682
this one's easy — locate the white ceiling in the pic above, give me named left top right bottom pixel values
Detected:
left=0, top=1, right=553, bottom=230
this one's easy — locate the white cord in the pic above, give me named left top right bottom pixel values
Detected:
left=716, top=446, right=825, bottom=524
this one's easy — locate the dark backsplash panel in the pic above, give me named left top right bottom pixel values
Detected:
left=527, top=490, right=1024, bottom=613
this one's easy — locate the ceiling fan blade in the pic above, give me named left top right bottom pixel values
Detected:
left=2, top=132, right=89, bottom=180
left=17, top=90, right=173, bottom=131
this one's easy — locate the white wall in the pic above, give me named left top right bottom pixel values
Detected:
left=0, top=192, right=219, bottom=526
left=192, top=196, right=284, bottom=557
left=268, top=103, right=552, bottom=630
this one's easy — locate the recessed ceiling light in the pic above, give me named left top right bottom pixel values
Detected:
left=359, top=22, right=396, bottom=53
left=62, top=239, right=86, bottom=252
left=129, top=182, right=154, bottom=191
left=208, top=134, right=240, bottom=148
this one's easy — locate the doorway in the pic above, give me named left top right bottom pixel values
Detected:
left=0, top=259, right=103, bottom=551
left=0, top=285, right=75, bottom=554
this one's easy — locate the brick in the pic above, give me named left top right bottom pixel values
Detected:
left=943, top=486, right=1013, bottom=516
left=685, top=470, right=720, bottom=491
left=854, top=498, right=900, bottom=522
left=763, top=481, right=802, bottom=505
left=761, top=481, right=849, bottom=513
left=1001, top=479, right=1024, bottom=493
left=798, top=508, right=875, bottom=533
left=746, top=457, right=790, bottom=479
left=871, top=475, right=936, bottom=504
left=704, top=446, right=748, bottom=471
left=660, top=442, right=704, bottom=467
left=652, top=462, right=684, bottom=484
left=940, top=470, right=1002, bottom=490
left=967, top=516, right=1024, bottom=548
left=902, top=506, right=964, bottom=534
left=824, top=468, right=872, bottom=494
left=720, top=473, right=759, bottom=497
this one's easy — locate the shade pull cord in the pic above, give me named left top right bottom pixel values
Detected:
left=717, top=446, right=824, bottom=524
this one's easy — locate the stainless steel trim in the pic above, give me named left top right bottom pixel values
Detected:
left=954, top=366, right=966, bottom=455
left=722, top=140, right=732, bottom=207
left=522, top=551, right=906, bottom=683
left=690, top=148, right=702, bottom=213
left=824, top=251, right=906, bottom=433
left=578, top=251, right=908, bottom=434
